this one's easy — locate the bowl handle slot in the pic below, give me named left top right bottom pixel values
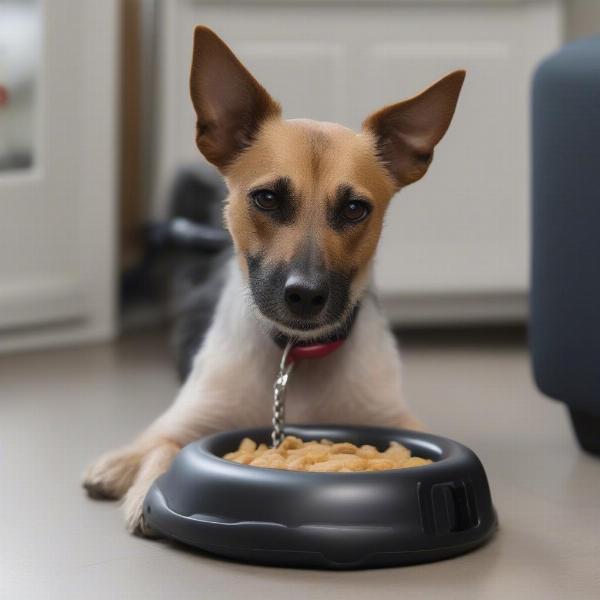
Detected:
left=420, top=480, right=479, bottom=534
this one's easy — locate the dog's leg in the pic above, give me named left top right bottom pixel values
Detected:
left=121, top=439, right=181, bottom=535
left=81, top=369, right=240, bottom=515
left=82, top=439, right=158, bottom=500
left=113, top=355, right=272, bottom=535
left=389, top=412, right=426, bottom=432
left=83, top=261, right=277, bottom=533
left=82, top=377, right=231, bottom=533
left=84, top=361, right=220, bottom=501
left=82, top=370, right=252, bottom=534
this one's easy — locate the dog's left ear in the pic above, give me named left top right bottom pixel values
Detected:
left=190, top=26, right=281, bottom=170
left=363, top=70, right=465, bottom=188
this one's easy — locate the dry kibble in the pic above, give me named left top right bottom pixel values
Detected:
left=356, top=445, right=378, bottom=459
left=307, top=460, right=343, bottom=472
left=238, top=438, right=256, bottom=453
left=329, top=442, right=359, bottom=455
left=255, top=443, right=269, bottom=456
left=384, top=444, right=411, bottom=462
left=367, top=458, right=397, bottom=471
left=402, top=457, right=432, bottom=468
left=250, top=454, right=287, bottom=469
left=223, top=436, right=432, bottom=472
left=286, top=456, right=311, bottom=470
left=278, top=436, right=303, bottom=450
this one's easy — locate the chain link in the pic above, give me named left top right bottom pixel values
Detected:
left=271, top=340, right=295, bottom=447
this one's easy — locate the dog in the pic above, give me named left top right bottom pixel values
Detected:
left=83, top=26, right=465, bottom=535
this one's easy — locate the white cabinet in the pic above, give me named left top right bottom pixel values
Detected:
left=0, top=0, right=117, bottom=351
left=154, top=0, right=562, bottom=324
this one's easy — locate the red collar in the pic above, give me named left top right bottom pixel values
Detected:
left=272, top=305, right=359, bottom=364
left=286, top=339, right=344, bottom=365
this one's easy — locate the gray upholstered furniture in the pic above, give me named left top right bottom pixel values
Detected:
left=531, top=37, right=600, bottom=456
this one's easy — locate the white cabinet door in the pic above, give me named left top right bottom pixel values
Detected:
left=0, top=0, right=117, bottom=351
left=155, top=0, right=562, bottom=323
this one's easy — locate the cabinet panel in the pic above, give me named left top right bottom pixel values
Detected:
left=156, top=0, right=562, bottom=322
left=237, top=42, right=347, bottom=123
left=365, top=40, right=522, bottom=294
left=0, top=0, right=117, bottom=350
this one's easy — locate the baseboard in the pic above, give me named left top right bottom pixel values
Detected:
left=380, top=291, right=528, bottom=326
left=0, top=277, right=88, bottom=330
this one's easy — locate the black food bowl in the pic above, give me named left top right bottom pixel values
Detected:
left=144, top=425, right=497, bottom=569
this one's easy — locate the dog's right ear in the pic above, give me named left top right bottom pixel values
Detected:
left=362, top=70, right=465, bottom=188
left=190, top=26, right=281, bottom=170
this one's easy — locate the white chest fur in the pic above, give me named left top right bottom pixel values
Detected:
left=151, top=259, right=413, bottom=442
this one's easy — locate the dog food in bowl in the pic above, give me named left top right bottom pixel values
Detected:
left=223, top=435, right=432, bottom=472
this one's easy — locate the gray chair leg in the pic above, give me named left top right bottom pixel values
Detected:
left=569, top=408, right=600, bottom=457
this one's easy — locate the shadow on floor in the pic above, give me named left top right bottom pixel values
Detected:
left=395, top=325, right=527, bottom=350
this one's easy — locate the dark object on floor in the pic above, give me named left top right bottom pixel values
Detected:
left=146, top=217, right=230, bottom=253
left=163, top=169, right=232, bottom=379
left=569, top=409, right=600, bottom=456
left=144, top=425, right=497, bottom=569
left=170, top=245, right=231, bottom=380
left=531, top=37, right=600, bottom=457
left=121, top=167, right=231, bottom=379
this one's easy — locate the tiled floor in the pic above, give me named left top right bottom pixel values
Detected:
left=2, top=328, right=599, bottom=599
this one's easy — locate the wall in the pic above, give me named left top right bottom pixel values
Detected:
left=566, top=1, right=600, bottom=40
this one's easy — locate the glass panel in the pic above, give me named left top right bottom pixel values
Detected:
left=0, top=0, right=41, bottom=172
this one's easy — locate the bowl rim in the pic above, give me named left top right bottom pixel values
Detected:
left=192, top=424, right=476, bottom=479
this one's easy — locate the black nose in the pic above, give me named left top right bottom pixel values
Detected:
left=284, top=273, right=329, bottom=318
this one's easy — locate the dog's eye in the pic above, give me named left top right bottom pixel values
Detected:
left=342, top=200, right=370, bottom=223
left=251, top=189, right=279, bottom=211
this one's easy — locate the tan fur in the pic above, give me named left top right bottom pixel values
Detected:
left=122, top=440, right=181, bottom=535
left=82, top=444, right=144, bottom=500
left=189, top=27, right=280, bottom=169
left=362, top=70, right=466, bottom=186
left=83, top=27, right=463, bottom=535
left=225, top=118, right=396, bottom=300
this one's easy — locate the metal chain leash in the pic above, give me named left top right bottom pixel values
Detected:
left=271, top=340, right=295, bottom=448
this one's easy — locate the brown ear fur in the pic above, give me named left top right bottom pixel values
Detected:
left=190, top=26, right=281, bottom=170
left=362, top=70, right=465, bottom=187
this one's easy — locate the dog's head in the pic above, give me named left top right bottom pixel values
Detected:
left=190, top=27, right=464, bottom=339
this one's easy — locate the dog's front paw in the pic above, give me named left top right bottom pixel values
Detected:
left=120, top=440, right=181, bottom=537
left=82, top=446, right=142, bottom=500
left=122, top=480, right=158, bottom=538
